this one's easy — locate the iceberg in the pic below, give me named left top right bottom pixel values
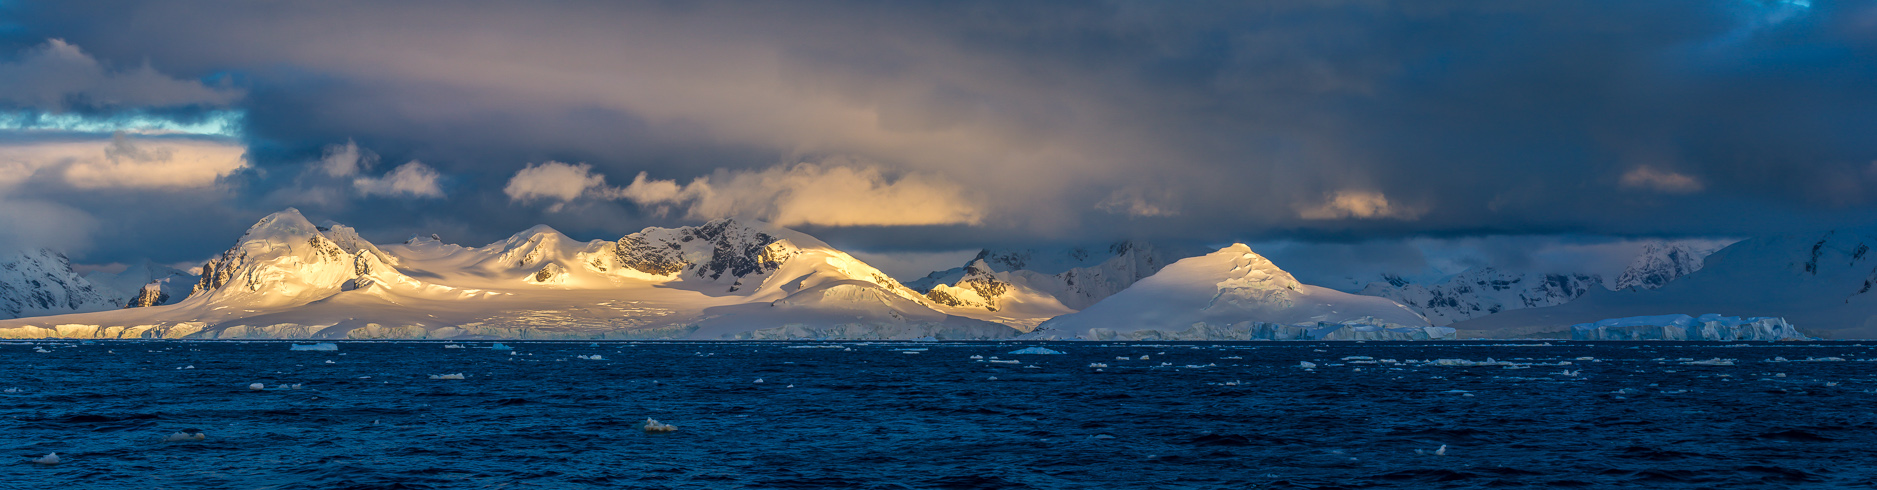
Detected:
left=1570, top=314, right=1805, bottom=341
left=1008, top=347, right=1065, bottom=355
left=1081, top=319, right=1455, bottom=341
left=289, top=343, right=338, bottom=351
left=642, top=418, right=677, bottom=432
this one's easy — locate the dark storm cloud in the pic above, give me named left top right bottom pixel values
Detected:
left=0, top=0, right=1869, bottom=274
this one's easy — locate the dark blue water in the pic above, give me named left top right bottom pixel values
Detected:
left=5, top=340, right=1877, bottom=489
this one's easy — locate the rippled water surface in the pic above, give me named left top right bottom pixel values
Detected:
left=6, top=340, right=1877, bottom=489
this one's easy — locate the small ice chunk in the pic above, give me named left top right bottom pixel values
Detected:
left=1299, top=361, right=1318, bottom=369
left=325, top=360, right=335, bottom=364
left=489, top=343, right=512, bottom=350
left=1088, top=363, right=1109, bottom=368
left=753, top=378, right=764, bottom=384
left=1008, top=347, right=1066, bottom=355
left=429, top=373, right=466, bottom=380
left=1683, top=358, right=1735, bottom=366
left=642, top=418, right=678, bottom=432
left=32, top=453, right=58, bottom=465
left=289, top=343, right=338, bottom=351
left=248, top=383, right=265, bottom=390
left=163, top=431, right=206, bottom=442
left=444, top=344, right=465, bottom=349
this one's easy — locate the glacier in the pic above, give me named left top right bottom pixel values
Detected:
left=1570, top=314, right=1805, bottom=341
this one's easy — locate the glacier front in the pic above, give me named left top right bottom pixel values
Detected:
left=1570, top=314, right=1805, bottom=341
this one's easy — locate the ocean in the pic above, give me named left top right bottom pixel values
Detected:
left=5, top=340, right=1874, bottom=489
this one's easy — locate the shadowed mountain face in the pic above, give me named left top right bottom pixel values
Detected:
left=0, top=249, right=122, bottom=319
left=1452, top=229, right=1877, bottom=339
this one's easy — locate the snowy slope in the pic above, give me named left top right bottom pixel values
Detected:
left=910, top=241, right=1203, bottom=329
left=1030, top=244, right=1434, bottom=340
left=1451, top=229, right=1877, bottom=339
left=1358, top=268, right=1603, bottom=326
left=85, top=260, right=198, bottom=308
left=0, top=210, right=1014, bottom=340
left=0, top=249, right=123, bottom=319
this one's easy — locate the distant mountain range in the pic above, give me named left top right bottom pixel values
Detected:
left=0, top=209, right=1867, bottom=339
left=1356, top=240, right=1724, bottom=326
left=0, top=209, right=1013, bottom=340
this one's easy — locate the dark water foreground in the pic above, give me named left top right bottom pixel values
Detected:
left=4, top=340, right=1876, bottom=489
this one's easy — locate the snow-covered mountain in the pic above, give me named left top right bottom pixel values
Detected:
left=0, top=249, right=123, bottom=319
left=1452, top=229, right=1877, bottom=339
left=909, top=241, right=1203, bottom=329
left=85, top=260, right=198, bottom=308
left=1611, top=240, right=1719, bottom=291
left=1358, top=269, right=1603, bottom=326
left=1030, top=244, right=1436, bottom=340
left=0, top=209, right=1016, bottom=340
left=1356, top=239, right=1725, bottom=326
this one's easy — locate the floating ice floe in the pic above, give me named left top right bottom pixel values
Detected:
left=1683, top=358, right=1736, bottom=366
left=753, top=378, right=764, bottom=383
left=33, top=347, right=49, bottom=353
left=248, top=383, right=265, bottom=390
left=429, top=373, right=466, bottom=380
left=642, top=418, right=677, bottom=432
left=163, top=431, right=206, bottom=442
left=1088, top=363, right=1108, bottom=368
left=443, top=344, right=465, bottom=349
left=969, top=355, right=984, bottom=360
left=289, top=343, right=338, bottom=351
left=576, top=355, right=604, bottom=360
left=1299, top=361, right=1318, bottom=369
left=1416, top=445, right=1448, bottom=456
left=1008, top=347, right=1066, bottom=355
left=325, top=360, right=335, bottom=364
left=2, top=388, right=20, bottom=393
left=989, top=359, right=1021, bottom=364
left=32, top=453, right=58, bottom=465
left=489, top=343, right=512, bottom=350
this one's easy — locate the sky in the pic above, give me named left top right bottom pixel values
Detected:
left=0, top=0, right=1869, bottom=283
